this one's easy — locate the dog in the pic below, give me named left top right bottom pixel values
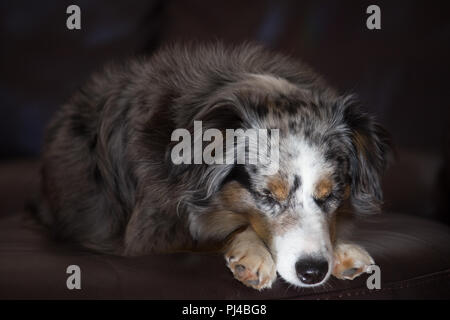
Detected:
left=39, top=43, right=392, bottom=290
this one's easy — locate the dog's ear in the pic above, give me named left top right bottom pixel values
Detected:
left=167, top=100, right=248, bottom=208
left=341, top=97, right=393, bottom=214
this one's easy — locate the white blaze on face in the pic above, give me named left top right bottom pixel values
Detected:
left=272, top=215, right=332, bottom=287
left=272, top=140, right=334, bottom=287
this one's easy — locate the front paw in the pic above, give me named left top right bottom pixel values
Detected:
left=332, top=243, right=375, bottom=280
left=225, top=245, right=277, bottom=290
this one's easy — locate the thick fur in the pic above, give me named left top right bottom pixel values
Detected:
left=40, top=43, right=391, bottom=288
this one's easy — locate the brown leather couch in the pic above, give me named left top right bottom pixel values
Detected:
left=1, top=160, right=449, bottom=299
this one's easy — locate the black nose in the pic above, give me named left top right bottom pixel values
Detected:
left=295, top=258, right=329, bottom=285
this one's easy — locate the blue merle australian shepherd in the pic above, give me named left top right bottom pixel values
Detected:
left=39, top=43, right=392, bottom=290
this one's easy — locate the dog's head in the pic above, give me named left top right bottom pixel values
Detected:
left=183, top=73, right=392, bottom=287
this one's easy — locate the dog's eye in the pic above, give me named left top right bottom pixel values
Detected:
left=254, top=189, right=284, bottom=215
left=260, top=189, right=278, bottom=204
left=313, top=192, right=334, bottom=206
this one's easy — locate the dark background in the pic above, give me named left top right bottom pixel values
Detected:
left=1, top=0, right=449, bottom=224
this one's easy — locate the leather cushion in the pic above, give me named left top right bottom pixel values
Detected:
left=0, top=210, right=449, bottom=299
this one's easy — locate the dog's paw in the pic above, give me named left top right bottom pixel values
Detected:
left=225, top=245, right=277, bottom=290
left=332, top=243, right=375, bottom=280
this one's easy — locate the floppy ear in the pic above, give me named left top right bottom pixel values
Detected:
left=166, top=100, right=247, bottom=207
left=342, top=97, right=393, bottom=214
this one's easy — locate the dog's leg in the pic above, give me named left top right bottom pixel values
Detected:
left=332, top=242, right=375, bottom=280
left=224, top=226, right=277, bottom=290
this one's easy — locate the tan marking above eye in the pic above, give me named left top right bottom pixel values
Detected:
left=314, top=178, right=333, bottom=200
left=266, top=175, right=289, bottom=201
